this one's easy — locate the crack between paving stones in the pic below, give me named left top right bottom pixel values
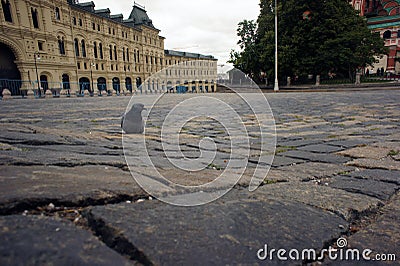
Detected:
left=84, top=209, right=154, bottom=265
left=7, top=161, right=129, bottom=170
left=0, top=138, right=86, bottom=146
left=301, top=205, right=385, bottom=265
left=0, top=193, right=149, bottom=216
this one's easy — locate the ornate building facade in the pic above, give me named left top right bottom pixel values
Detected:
left=0, top=0, right=217, bottom=95
left=350, top=0, right=400, bottom=74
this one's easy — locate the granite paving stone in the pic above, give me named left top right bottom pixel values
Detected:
left=297, top=144, right=345, bottom=153
left=276, top=139, right=324, bottom=147
left=278, top=162, right=356, bottom=181
left=324, top=139, right=373, bottom=149
left=0, top=215, right=132, bottom=265
left=328, top=193, right=400, bottom=265
left=323, top=175, right=399, bottom=201
left=346, top=158, right=400, bottom=171
left=253, top=182, right=383, bottom=221
left=86, top=190, right=347, bottom=265
left=347, top=169, right=400, bottom=185
left=0, top=165, right=145, bottom=214
left=270, top=155, right=306, bottom=167
left=337, top=145, right=395, bottom=160
left=280, top=150, right=351, bottom=164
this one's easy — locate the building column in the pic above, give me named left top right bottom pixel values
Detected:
left=19, top=69, right=31, bottom=93
left=195, top=80, right=200, bottom=93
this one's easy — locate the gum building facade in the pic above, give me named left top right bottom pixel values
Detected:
left=0, top=0, right=217, bottom=95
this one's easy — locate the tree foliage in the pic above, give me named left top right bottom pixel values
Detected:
left=230, top=0, right=387, bottom=82
left=228, top=20, right=260, bottom=79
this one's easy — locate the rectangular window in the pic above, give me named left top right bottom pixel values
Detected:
left=94, top=42, right=98, bottom=59
left=55, top=7, right=60, bottom=20
left=58, top=39, right=65, bottom=55
left=77, top=62, right=81, bottom=69
left=99, top=43, right=103, bottom=59
left=2, top=0, right=13, bottom=22
left=38, top=41, right=44, bottom=51
left=74, top=39, right=80, bottom=57
left=31, top=8, right=39, bottom=28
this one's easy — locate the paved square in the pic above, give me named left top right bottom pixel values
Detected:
left=0, top=90, right=399, bottom=265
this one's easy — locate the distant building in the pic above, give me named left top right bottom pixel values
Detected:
left=350, top=0, right=400, bottom=73
left=0, top=0, right=217, bottom=95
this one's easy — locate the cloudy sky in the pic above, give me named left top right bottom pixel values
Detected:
left=93, top=0, right=260, bottom=64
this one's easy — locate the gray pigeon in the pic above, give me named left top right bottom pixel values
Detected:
left=121, top=103, right=146, bottom=134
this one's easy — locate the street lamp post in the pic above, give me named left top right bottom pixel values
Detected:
left=34, top=52, right=41, bottom=98
left=274, top=0, right=279, bottom=91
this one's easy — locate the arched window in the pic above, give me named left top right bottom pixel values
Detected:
left=99, top=43, right=103, bottom=59
left=114, top=45, right=117, bottom=60
left=31, top=8, right=39, bottom=28
left=94, top=42, right=98, bottom=58
left=123, top=47, right=126, bottom=61
left=79, top=18, right=82, bottom=26
left=73, top=17, right=76, bottom=25
left=55, top=7, right=60, bottom=20
left=109, top=45, right=113, bottom=60
left=58, top=37, right=65, bottom=55
left=383, top=30, right=392, bottom=39
left=127, top=48, right=130, bottom=62
left=134, top=50, right=137, bottom=62
left=1, top=0, right=12, bottom=22
left=81, top=40, right=86, bottom=57
left=74, top=38, right=79, bottom=56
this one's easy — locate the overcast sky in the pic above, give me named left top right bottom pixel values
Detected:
left=92, top=0, right=260, bottom=65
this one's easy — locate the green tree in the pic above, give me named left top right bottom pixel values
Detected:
left=228, top=20, right=261, bottom=80
left=232, top=0, right=387, bottom=83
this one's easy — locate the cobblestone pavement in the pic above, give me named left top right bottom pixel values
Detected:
left=0, top=90, right=399, bottom=265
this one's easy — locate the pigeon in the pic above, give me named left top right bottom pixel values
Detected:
left=121, top=103, right=146, bottom=134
